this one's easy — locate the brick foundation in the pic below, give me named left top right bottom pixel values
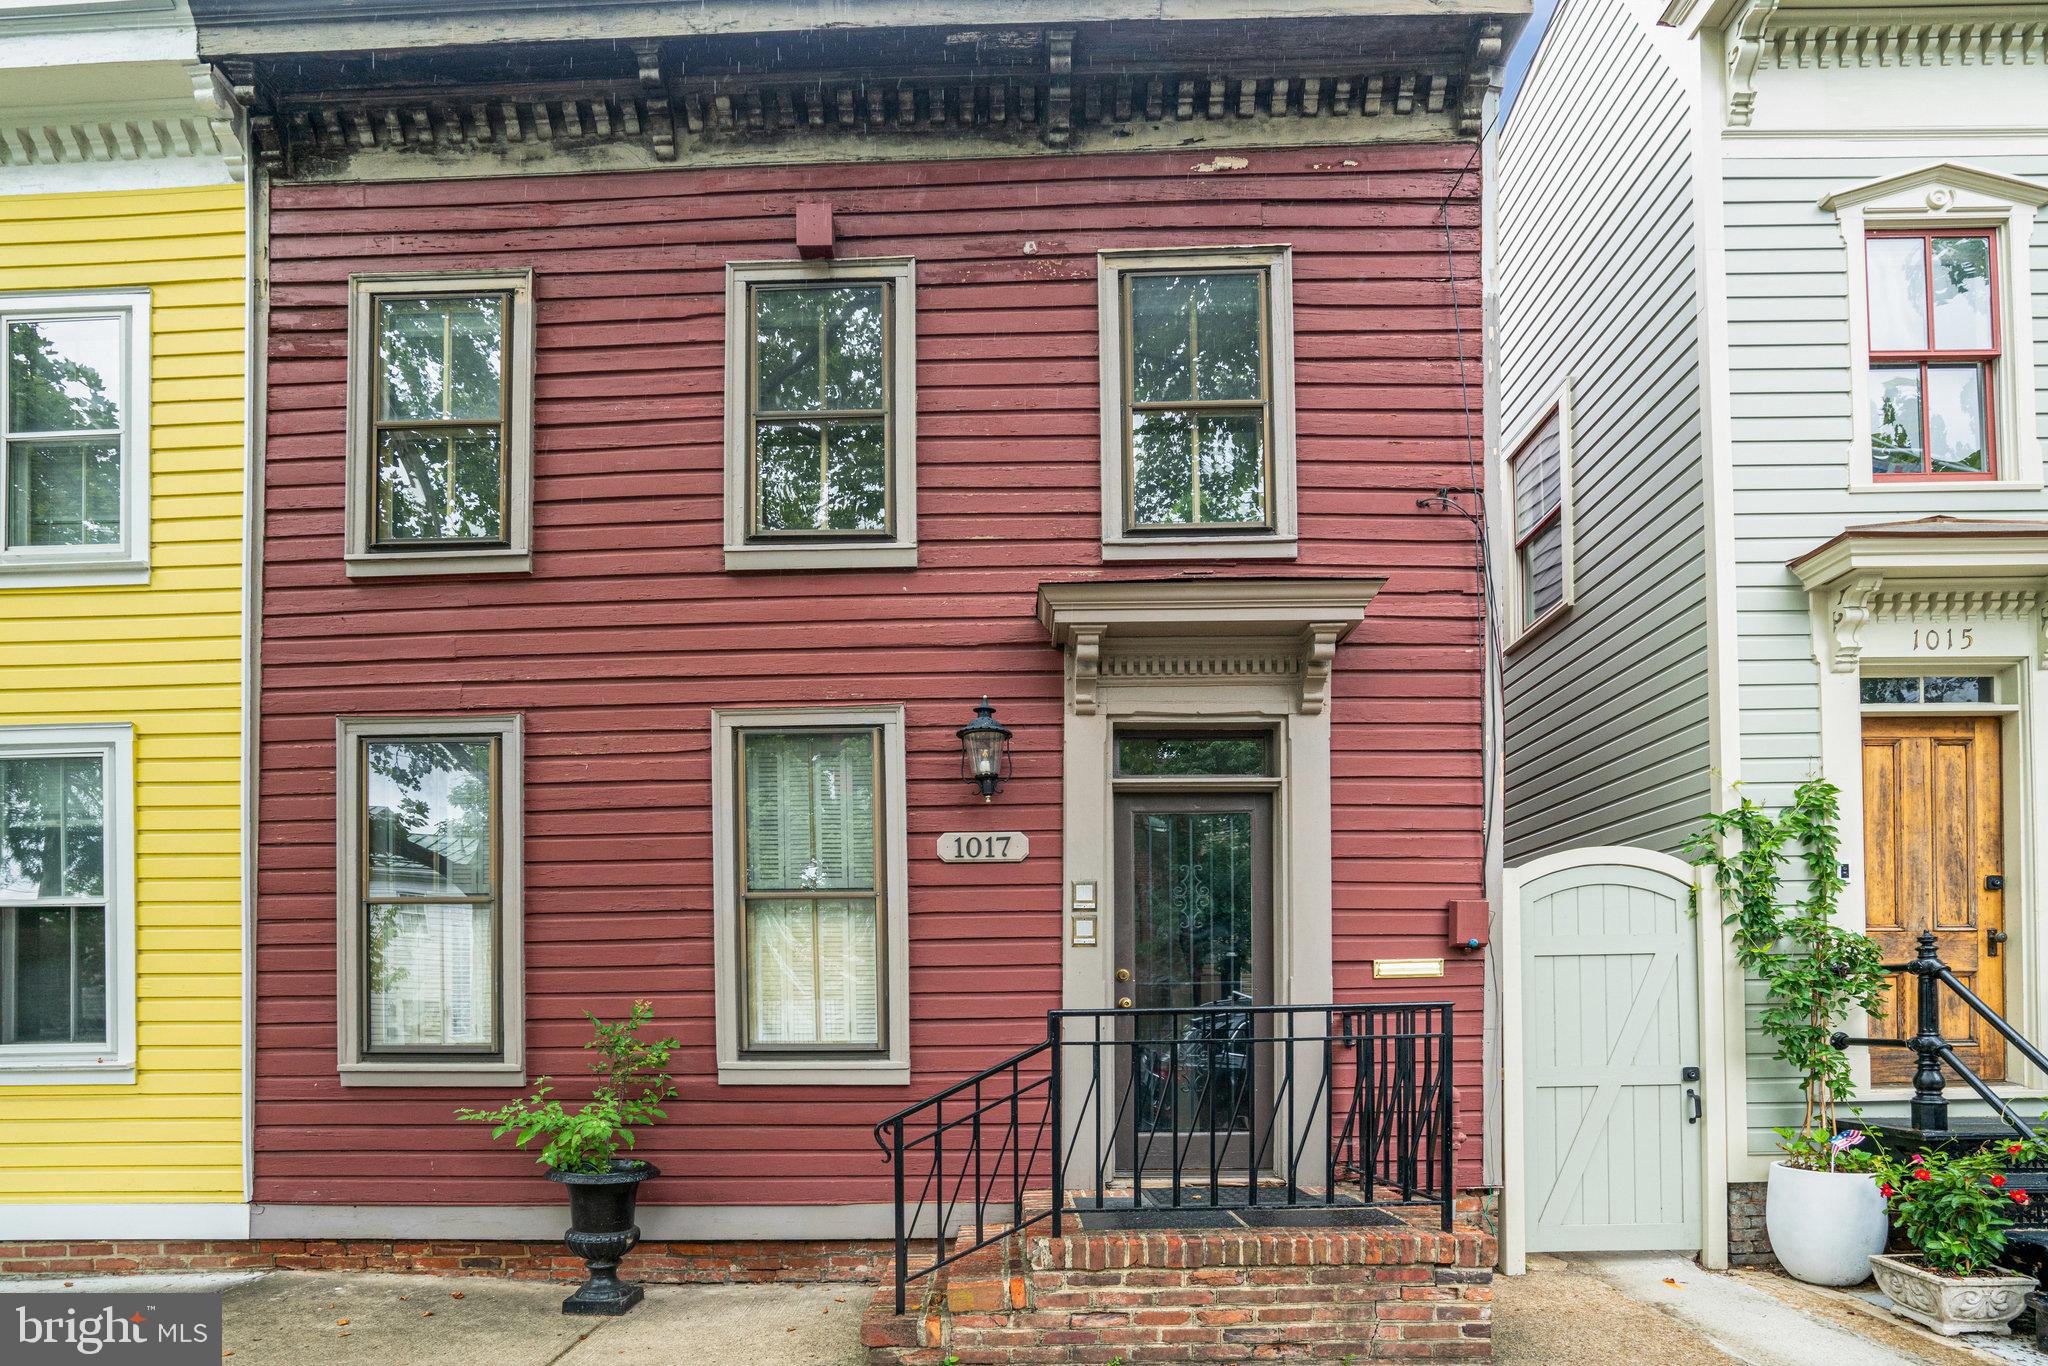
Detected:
left=0, top=1238, right=893, bottom=1285
left=1727, top=1182, right=1773, bottom=1266
left=862, top=1221, right=1495, bottom=1364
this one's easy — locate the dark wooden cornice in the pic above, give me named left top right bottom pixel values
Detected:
left=209, top=15, right=1517, bottom=179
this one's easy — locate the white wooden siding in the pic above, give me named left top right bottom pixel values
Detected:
left=1726, top=151, right=2048, bottom=1153
left=1496, top=0, right=1712, bottom=863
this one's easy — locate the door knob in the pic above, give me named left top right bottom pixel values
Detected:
left=1990, top=928, right=2009, bottom=957
left=1118, top=997, right=1134, bottom=1009
left=1115, top=968, right=1131, bottom=982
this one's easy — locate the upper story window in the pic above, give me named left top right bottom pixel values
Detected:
left=0, top=292, right=151, bottom=588
left=722, top=259, right=919, bottom=572
left=335, top=715, right=525, bottom=1087
left=1096, top=247, right=1297, bottom=562
left=1821, top=164, right=2047, bottom=493
left=345, top=272, right=535, bottom=578
left=1504, top=395, right=1576, bottom=645
left=0, top=723, right=135, bottom=1085
left=1867, top=232, right=1997, bottom=480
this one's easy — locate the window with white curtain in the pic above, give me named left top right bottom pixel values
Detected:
left=336, top=714, right=524, bottom=1087
left=738, top=728, right=883, bottom=1052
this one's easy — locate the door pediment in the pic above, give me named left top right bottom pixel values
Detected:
left=1789, top=517, right=2048, bottom=673
left=1036, top=577, right=1382, bottom=715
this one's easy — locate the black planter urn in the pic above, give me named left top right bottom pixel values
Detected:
left=548, top=1159, right=658, bottom=1316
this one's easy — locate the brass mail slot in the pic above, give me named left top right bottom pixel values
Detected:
left=1372, top=958, right=1445, bottom=979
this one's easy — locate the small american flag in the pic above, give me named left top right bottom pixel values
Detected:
left=1831, top=1129, right=1866, bottom=1152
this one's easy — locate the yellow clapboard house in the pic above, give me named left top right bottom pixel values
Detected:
left=0, top=12, right=249, bottom=1239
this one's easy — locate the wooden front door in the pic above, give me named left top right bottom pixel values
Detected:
left=1862, top=715, right=2007, bottom=1084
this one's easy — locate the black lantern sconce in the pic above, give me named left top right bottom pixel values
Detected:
left=957, top=696, right=1013, bottom=801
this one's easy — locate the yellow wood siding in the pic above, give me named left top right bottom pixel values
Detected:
left=0, top=184, right=244, bottom=1204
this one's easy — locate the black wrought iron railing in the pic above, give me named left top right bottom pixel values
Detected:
left=1833, top=930, right=2048, bottom=1139
left=871, top=1002, right=1455, bottom=1315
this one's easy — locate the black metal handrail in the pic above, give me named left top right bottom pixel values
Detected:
left=1832, top=930, right=2048, bottom=1139
left=871, top=1001, right=1455, bottom=1316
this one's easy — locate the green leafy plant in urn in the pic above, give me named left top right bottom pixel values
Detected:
left=458, top=1001, right=679, bottom=1315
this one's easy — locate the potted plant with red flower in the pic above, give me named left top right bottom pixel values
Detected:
left=1867, top=1137, right=2044, bottom=1336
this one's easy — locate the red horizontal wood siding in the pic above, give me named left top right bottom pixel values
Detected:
left=257, top=143, right=1487, bottom=1207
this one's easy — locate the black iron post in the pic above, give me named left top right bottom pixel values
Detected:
left=1908, top=931, right=1950, bottom=1133
left=1049, top=1012, right=1063, bottom=1239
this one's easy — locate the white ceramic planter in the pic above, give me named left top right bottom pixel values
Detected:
left=1870, top=1254, right=2033, bottom=1336
left=1765, top=1160, right=1888, bottom=1286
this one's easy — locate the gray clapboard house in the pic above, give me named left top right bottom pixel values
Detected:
left=1489, top=0, right=2047, bottom=1271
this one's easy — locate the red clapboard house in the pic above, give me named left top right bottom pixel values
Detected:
left=206, top=4, right=1516, bottom=1263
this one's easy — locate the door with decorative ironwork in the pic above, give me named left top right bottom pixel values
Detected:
left=1112, top=793, right=1272, bottom=1176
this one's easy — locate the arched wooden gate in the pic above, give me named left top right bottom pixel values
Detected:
left=1501, top=847, right=1708, bottom=1273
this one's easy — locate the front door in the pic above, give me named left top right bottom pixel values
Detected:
left=1112, top=793, right=1272, bottom=1175
left=1863, top=714, right=2007, bottom=1083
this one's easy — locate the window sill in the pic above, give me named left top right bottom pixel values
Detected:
left=0, top=1061, right=136, bottom=1087
left=1848, top=478, right=2044, bottom=495
left=344, top=549, right=533, bottom=579
left=1101, top=536, right=1298, bottom=563
left=718, top=1060, right=911, bottom=1087
left=1504, top=600, right=1573, bottom=655
left=338, top=1062, right=527, bottom=1088
left=0, top=559, right=150, bottom=590
left=723, top=543, right=918, bottom=573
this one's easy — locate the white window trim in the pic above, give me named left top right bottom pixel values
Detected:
left=344, top=271, right=537, bottom=578
left=1823, top=164, right=2048, bottom=493
left=721, top=258, right=920, bottom=572
left=0, top=290, right=152, bottom=589
left=1095, top=245, right=1298, bottom=562
left=334, top=714, right=526, bottom=1088
left=710, top=705, right=911, bottom=1086
left=0, top=723, right=136, bottom=1085
left=1501, top=383, right=1578, bottom=651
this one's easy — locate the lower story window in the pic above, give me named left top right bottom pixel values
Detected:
left=739, top=728, right=883, bottom=1052
left=337, top=716, right=524, bottom=1086
left=713, top=706, right=909, bottom=1084
left=0, top=726, right=133, bottom=1080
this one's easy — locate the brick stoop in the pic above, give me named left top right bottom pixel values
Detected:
left=862, top=1221, right=1495, bottom=1364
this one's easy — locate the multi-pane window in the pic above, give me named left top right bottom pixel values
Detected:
left=0, top=751, right=109, bottom=1050
left=1867, top=231, right=1997, bottom=479
left=1861, top=676, right=1996, bottom=705
left=371, top=293, right=511, bottom=545
left=747, top=283, right=892, bottom=537
left=737, top=728, right=883, bottom=1053
left=2, top=302, right=133, bottom=555
left=1510, top=411, right=1568, bottom=628
left=357, top=736, right=501, bottom=1055
left=1120, top=270, right=1272, bottom=531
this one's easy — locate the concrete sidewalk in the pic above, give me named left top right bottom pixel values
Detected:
left=1497, top=1253, right=1993, bottom=1366
left=7, top=1271, right=868, bottom=1365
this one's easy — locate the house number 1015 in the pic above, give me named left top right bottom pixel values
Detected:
left=937, top=832, right=1029, bottom=863
left=1910, top=627, right=1975, bottom=651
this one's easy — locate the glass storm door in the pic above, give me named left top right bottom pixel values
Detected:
left=1112, top=793, right=1273, bottom=1176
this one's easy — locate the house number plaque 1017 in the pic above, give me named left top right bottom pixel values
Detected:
left=937, top=832, right=1029, bottom=863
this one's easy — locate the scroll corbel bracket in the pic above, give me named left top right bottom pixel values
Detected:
left=1726, top=0, right=1780, bottom=127
left=1824, top=574, right=1883, bottom=673
left=632, top=39, right=678, bottom=162
left=188, top=62, right=247, bottom=182
left=1298, top=623, right=1344, bottom=714
left=1069, top=625, right=1104, bottom=715
left=1043, top=29, right=1075, bottom=148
